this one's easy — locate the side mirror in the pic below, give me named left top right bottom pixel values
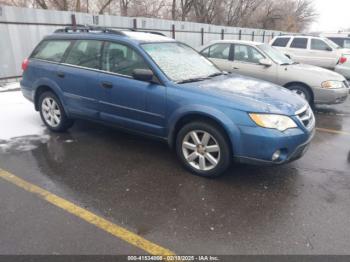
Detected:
left=259, top=58, right=273, bottom=67
left=326, top=47, right=333, bottom=52
left=132, top=69, right=154, bottom=82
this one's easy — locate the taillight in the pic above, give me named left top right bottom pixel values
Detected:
left=21, top=58, right=29, bottom=71
left=339, top=56, right=347, bottom=64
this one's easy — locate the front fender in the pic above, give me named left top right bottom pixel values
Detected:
left=167, top=104, right=241, bottom=155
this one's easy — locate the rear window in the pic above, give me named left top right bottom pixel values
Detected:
left=32, top=40, right=71, bottom=62
left=290, top=38, right=308, bottom=49
left=271, top=37, right=290, bottom=47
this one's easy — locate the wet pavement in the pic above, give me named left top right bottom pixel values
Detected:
left=0, top=91, right=350, bottom=255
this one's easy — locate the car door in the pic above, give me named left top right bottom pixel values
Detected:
left=230, top=44, right=277, bottom=83
left=309, top=38, right=338, bottom=69
left=98, top=41, right=166, bottom=137
left=201, top=43, right=233, bottom=72
left=286, top=37, right=309, bottom=64
left=57, top=39, right=103, bottom=119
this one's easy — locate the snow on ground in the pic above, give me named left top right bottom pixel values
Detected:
left=0, top=82, right=20, bottom=92
left=0, top=90, right=49, bottom=152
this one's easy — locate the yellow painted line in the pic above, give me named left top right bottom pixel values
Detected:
left=316, top=127, right=350, bottom=136
left=0, top=168, right=175, bottom=256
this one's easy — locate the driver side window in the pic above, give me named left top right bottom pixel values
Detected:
left=102, top=42, right=149, bottom=77
left=234, top=44, right=264, bottom=64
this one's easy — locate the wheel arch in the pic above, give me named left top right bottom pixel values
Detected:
left=33, top=79, right=66, bottom=112
left=283, top=81, right=314, bottom=103
left=168, top=109, right=240, bottom=156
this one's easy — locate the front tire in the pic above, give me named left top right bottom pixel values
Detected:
left=286, top=84, right=312, bottom=104
left=38, top=91, right=74, bottom=132
left=176, top=121, right=231, bottom=177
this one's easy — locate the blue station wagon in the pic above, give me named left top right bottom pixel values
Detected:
left=21, top=26, right=315, bottom=177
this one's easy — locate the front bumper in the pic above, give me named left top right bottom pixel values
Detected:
left=313, top=86, right=349, bottom=104
left=233, top=125, right=315, bottom=166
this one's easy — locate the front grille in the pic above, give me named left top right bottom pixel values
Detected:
left=296, top=105, right=315, bottom=131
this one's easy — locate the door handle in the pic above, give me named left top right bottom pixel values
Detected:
left=57, top=71, right=65, bottom=78
left=101, top=81, right=113, bottom=89
left=232, top=67, right=240, bottom=70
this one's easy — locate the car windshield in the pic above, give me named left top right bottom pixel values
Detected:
left=258, top=43, right=294, bottom=65
left=141, top=42, right=221, bottom=83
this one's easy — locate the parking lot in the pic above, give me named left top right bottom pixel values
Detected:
left=0, top=89, right=350, bottom=256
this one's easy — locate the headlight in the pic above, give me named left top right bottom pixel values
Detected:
left=249, top=113, right=297, bottom=131
left=321, top=80, right=344, bottom=89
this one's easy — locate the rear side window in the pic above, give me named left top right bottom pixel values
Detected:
left=311, top=39, right=331, bottom=51
left=272, top=37, right=290, bottom=47
left=32, top=40, right=71, bottom=62
left=203, top=43, right=231, bottom=60
left=102, top=42, right=149, bottom=77
left=65, top=40, right=103, bottom=69
left=290, top=38, right=308, bottom=49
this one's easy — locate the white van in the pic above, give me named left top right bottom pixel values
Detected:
left=270, top=35, right=349, bottom=70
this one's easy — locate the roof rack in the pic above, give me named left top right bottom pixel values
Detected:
left=129, top=29, right=166, bottom=36
left=54, top=25, right=167, bottom=38
left=54, top=25, right=127, bottom=36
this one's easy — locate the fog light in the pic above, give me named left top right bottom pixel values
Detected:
left=272, top=150, right=281, bottom=161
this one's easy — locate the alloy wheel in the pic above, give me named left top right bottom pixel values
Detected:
left=182, top=130, right=221, bottom=171
left=41, top=97, right=61, bottom=128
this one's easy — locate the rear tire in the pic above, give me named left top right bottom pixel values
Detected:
left=176, top=121, right=231, bottom=177
left=38, top=91, right=74, bottom=132
left=286, top=84, right=313, bottom=105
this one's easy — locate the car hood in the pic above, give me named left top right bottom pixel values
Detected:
left=181, top=74, right=307, bottom=115
left=285, top=63, right=345, bottom=81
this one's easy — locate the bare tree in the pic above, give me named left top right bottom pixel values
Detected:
left=192, top=0, right=218, bottom=24
left=1, top=0, right=317, bottom=32
left=180, top=0, right=194, bottom=21
left=120, top=0, right=131, bottom=16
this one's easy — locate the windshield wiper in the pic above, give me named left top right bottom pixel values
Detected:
left=177, top=77, right=210, bottom=84
left=208, top=72, right=225, bottom=77
left=177, top=72, right=225, bottom=84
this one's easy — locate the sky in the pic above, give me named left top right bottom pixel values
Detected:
left=310, top=0, right=350, bottom=32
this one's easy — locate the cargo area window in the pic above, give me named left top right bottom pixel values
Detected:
left=32, top=40, right=71, bottom=62
left=271, top=37, right=290, bottom=47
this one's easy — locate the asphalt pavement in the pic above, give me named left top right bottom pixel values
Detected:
left=0, top=91, right=349, bottom=255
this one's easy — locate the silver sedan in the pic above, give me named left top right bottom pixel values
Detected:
left=199, top=40, right=349, bottom=105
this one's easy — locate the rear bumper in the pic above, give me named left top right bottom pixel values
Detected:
left=313, top=87, right=349, bottom=104
left=20, top=82, right=34, bottom=102
left=335, top=65, right=350, bottom=80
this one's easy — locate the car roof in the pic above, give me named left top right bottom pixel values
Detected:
left=46, top=27, right=175, bottom=44
left=274, top=35, right=329, bottom=40
left=205, top=39, right=264, bottom=46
